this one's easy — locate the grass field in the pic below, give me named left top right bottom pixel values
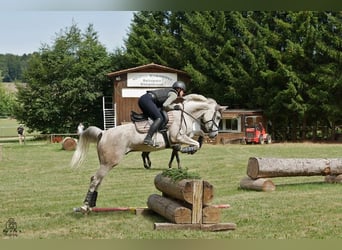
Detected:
left=0, top=118, right=44, bottom=142
left=0, top=139, right=341, bottom=239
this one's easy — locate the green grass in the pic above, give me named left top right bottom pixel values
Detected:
left=0, top=141, right=341, bottom=239
left=0, top=118, right=21, bottom=137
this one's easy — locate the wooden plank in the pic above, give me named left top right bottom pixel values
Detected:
left=240, top=176, right=276, bottom=191
left=191, top=180, right=203, bottom=224
left=247, top=157, right=342, bottom=179
left=154, top=222, right=237, bottom=231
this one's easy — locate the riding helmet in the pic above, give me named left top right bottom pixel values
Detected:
left=172, top=81, right=186, bottom=92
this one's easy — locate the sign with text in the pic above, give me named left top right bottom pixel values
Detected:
left=127, top=72, right=177, bottom=88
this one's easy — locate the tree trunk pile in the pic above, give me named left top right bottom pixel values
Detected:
left=147, top=173, right=236, bottom=231
left=240, top=157, right=342, bottom=191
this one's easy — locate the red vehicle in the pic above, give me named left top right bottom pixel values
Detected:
left=244, top=116, right=272, bottom=144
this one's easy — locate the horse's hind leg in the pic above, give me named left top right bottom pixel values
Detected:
left=141, top=152, right=152, bottom=169
left=81, top=164, right=112, bottom=212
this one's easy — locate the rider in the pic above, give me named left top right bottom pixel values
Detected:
left=138, top=80, right=186, bottom=147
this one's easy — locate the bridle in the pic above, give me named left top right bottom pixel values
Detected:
left=200, top=111, right=220, bottom=133
left=178, top=103, right=221, bottom=134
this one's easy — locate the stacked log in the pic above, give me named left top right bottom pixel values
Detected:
left=153, top=174, right=214, bottom=205
left=147, top=194, right=192, bottom=224
left=147, top=173, right=236, bottom=231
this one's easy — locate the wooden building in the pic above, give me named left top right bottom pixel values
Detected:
left=106, top=63, right=190, bottom=127
left=106, top=63, right=267, bottom=145
left=215, top=108, right=266, bottom=144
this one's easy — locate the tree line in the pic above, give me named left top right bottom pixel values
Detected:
left=2, top=11, right=342, bottom=141
left=0, top=53, right=32, bottom=82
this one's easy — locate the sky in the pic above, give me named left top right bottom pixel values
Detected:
left=0, top=11, right=135, bottom=55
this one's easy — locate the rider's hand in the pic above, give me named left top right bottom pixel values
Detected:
left=173, top=105, right=182, bottom=110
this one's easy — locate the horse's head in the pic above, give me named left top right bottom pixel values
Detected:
left=183, top=94, right=223, bottom=138
left=201, top=99, right=223, bottom=138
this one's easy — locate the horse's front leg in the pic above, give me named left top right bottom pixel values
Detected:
left=176, top=137, right=200, bottom=155
left=169, top=145, right=181, bottom=169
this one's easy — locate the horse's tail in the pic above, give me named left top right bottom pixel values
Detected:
left=70, top=126, right=103, bottom=168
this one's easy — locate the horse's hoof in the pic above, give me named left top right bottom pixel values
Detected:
left=78, top=205, right=91, bottom=214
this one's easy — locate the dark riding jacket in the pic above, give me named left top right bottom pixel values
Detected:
left=147, top=88, right=178, bottom=111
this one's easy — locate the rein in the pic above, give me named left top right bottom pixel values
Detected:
left=177, top=103, right=220, bottom=134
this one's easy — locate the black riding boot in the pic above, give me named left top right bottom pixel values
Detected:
left=144, top=118, right=163, bottom=146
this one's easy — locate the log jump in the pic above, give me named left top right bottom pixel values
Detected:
left=240, top=157, right=342, bottom=191
left=148, top=173, right=236, bottom=231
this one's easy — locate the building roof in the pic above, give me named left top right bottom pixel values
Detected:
left=107, top=63, right=189, bottom=78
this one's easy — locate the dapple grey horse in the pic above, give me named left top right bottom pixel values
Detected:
left=71, top=94, right=222, bottom=213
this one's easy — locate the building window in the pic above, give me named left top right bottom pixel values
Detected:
left=220, top=118, right=241, bottom=132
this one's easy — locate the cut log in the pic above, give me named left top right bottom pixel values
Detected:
left=180, top=202, right=221, bottom=224
left=154, top=174, right=214, bottom=205
left=240, top=176, right=276, bottom=191
left=247, top=157, right=342, bottom=179
left=147, top=194, right=191, bottom=224
left=324, top=174, right=342, bottom=184
left=202, top=205, right=221, bottom=224
left=61, top=137, right=77, bottom=151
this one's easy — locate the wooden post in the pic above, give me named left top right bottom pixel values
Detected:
left=191, top=180, right=203, bottom=224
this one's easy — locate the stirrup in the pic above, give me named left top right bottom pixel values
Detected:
left=143, top=137, right=153, bottom=146
left=144, top=137, right=159, bottom=147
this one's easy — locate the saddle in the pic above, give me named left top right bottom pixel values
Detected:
left=130, top=110, right=174, bottom=134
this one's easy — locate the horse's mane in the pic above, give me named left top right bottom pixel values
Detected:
left=183, top=94, right=216, bottom=104
left=183, top=94, right=207, bottom=102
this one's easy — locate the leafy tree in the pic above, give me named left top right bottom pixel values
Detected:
left=121, top=11, right=342, bottom=141
left=0, top=83, right=17, bottom=116
left=15, top=24, right=112, bottom=133
left=124, top=11, right=184, bottom=68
